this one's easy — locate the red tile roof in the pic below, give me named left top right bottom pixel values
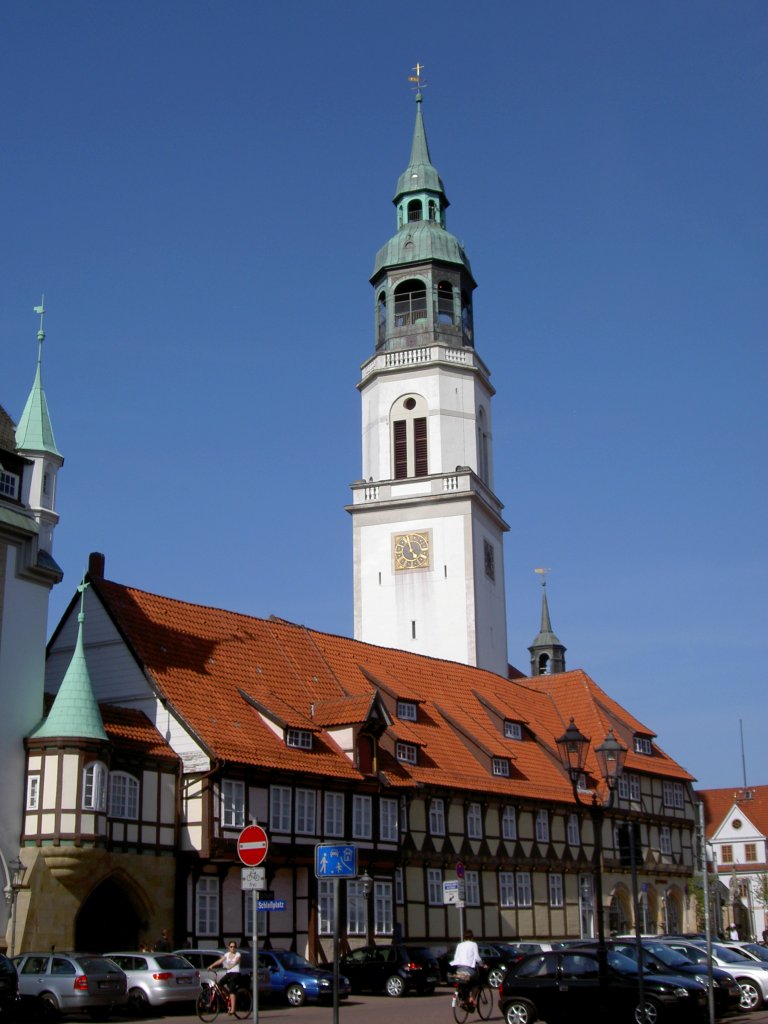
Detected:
left=86, top=576, right=693, bottom=800
left=697, top=786, right=768, bottom=837
left=100, top=704, right=179, bottom=761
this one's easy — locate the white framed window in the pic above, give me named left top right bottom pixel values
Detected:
left=397, top=700, right=417, bottom=721
left=549, top=873, right=564, bottom=908
left=663, top=782, right=684, bottom=809
left=396, top=742, right=417, bottom=764
left=427, top=867, right=443, bottom=905
left=395, top=867, right=404, bottom=905
left=467, top=803, right=483, bottom=839
left=499, top=871, right=516, bottom=908
left=630, top=774, right=642, bottom=802
left=535, top=809, right=549, bottom=843
left=429, top=798, right=445, bottom=836
left=196, top=876, right=219, bottom=936
left=618, top=775, right=629, bottom=800
left=109, top=772, right=139, bottom=820
left=576, top=773, right=590, bottom=793
left=502, top=806, right=517, bottom=841
left=380, top=798, right=398, bottom=841
left=567, top=813, right=580, bottom=846
left=492, top=758, right=510, bottom=777
left=504, top=721, right=522, bottom=740
left=660, top=826, right=672, bottom=855
left=220, top=779, right=245, bottom=828
left=465, top=870, right=481, bottom=906
left=286, top=728, right=312, bottom=749
left=26, top=775, right=40, bottom=811
left=352, top=795, right=372, bottom=839
left=516, top=871, right=532, bottom=907
left=634, top=736, right=653, bottom=755
left=347, top=879, right=366, bottom=935
left=244, top=894, right=267, bottom=937
left=270, top=785, right=291, bottom=832
left=0, top=469, right=20, bottom=499
left=324, top=792, right=344, bottom=837
left=318, top=879, right=335, bottom=936
left=374, top=880, right=393, bottom=936
left=82, top=762, right=107, bottom=811
left=295, top=788, right=316, bottom=835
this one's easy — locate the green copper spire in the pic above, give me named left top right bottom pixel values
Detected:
left=32, top=579, right=107, bottom=740
left=16, top=297, right=62, bottom=458
left=529, top=570, right=567, bottom=675
left=394, top=91, right=448, bottom=204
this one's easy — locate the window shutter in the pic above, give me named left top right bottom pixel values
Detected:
left=414, top=417, right=428, bottom=476
left=394, top=420, right=407, bottom=479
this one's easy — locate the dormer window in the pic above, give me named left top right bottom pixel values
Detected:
left=396, top=742, right=417, bottom=765
left=286, top=728, right=312, bottom=750
left=492, top=758, right=510, bottom=777
left=396, top=700, right=417, bottom=722
left=0, top=468, right=20, bottom=500
left=504, top=721, right=523, bottom=741
left=634, top=736, right=653, bottom=756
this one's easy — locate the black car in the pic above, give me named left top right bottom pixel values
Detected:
left=606, top=939, right=741, bottom=1017
left=339, top=944, right=440, bottom=997
left=0, top=953, right=19, bottom=1017
left=439, top=942, right=539, bottom=988
left=498, top=947, right=707, bottom=1024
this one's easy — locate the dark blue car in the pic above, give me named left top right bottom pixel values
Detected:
left=257, top=949, right=350, bottom=1006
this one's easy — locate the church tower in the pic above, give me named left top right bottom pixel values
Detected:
left=348, top=83, right=509, bottom=675
left=528, top=576, right=567, bottom=675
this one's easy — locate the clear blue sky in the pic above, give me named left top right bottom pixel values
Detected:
left=3, top=1, right=765, bottom=791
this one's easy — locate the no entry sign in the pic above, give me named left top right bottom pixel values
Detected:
left=237, top=824, right=269, bottom=866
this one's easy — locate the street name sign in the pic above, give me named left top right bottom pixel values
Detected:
left=314, top=844, right=357, bottom=878
left=257, top=899, right=286, bottom=911
left=237, top=824, right=269, bottom=866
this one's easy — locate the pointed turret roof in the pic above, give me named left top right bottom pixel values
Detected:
left=32, top=582, right=107, bottom=741
left=394, top=92, right=448, bottom=203
left=531, top=585, right=564, bottom=650
left=16, top=301, right=61, bottom=458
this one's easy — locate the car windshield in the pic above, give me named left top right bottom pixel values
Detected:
left=712, top=945, right=752, bottom=964
left=494, top=943, right=521, bottom=956
left=155, top=955, right=192, bottom=970
left=276, top=952, right=314, bottom=970
left=644, top=943, right=691, bottom=967
left=77, top=958, right=117, bottom=974
left=741, top=944, right=768, bottom=961
left=606, top=950, right=643, bottom=975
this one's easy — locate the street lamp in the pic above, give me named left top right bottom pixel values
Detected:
left=4, top=856, right=25, bottom=957
left=556, top=719, right=627, bottom=954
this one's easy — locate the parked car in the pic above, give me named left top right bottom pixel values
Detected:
left=581, top=938, right=741, bottom=1016
left=105, top=951, right=200, bottom=1013
left=12, top=952, right=128, bottom=1018
left=661, top=939, right=768, bottom=1011
left=257, top=949, right=349, bottom=1006
left=0, top=953, right=19, bottom=1018
left=174, top=948, right=271, bottom=997
left=718, top=941, right=768, bottom=964
left=339, top=944, right=440, bottom=997
left=439, top=942, right=552, bottom=988
left=498, top=947, right=707, bottom=1024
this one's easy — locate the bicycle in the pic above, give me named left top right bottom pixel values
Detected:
left=196, top=971, right=252, bottom=1022
left=452, top=966, right=493, bottom=1024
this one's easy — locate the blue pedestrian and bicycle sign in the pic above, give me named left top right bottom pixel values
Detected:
left=315, top=844, right=357, bottom=878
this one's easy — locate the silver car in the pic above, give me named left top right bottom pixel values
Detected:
left=12, top=952, right=128, bottom=1017
left=105, top=952, right=200, bottom=1012
left=174, top=948, right=271, bottom=997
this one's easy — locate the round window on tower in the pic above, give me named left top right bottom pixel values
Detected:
left=404, top=397, right=416, bottom=411
left=732, top=819, right=742, bottom=829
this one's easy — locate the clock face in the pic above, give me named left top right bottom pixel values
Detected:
left=393, top=531, right=431, bottom=571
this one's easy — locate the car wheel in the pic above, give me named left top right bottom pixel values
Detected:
left=634, top=996, right=662, bottom=1024
left=128, top=987, right=150, bottom=1016
left=286, top=983, right=307, bottom=1007
left=39, top=993, right=61, bottom=1021
left=385, top=974, right=406, bottom=997
left=504, top=998, right=536, bottom=1024
left=488, top=967, right=505, bottom=989
left=737, top=979, right=762, bottom=1011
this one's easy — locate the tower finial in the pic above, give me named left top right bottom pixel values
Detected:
left=77, top=574, right=90, bottom=623
left=408, top=61, right=427, bottom=99
left=33, top=295, right=46, bottom=349
left=534, top=566, right=552, bottom=588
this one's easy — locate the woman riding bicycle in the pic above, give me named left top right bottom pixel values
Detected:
left=210, top=942, right=242, bottom=1015
left=451, top=929, right=485, bottom=1007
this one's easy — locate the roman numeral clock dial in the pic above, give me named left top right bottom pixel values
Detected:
left=393, top=532, right=431, bottom=570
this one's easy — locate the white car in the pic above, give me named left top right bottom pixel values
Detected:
left=719, top=941, right=768, bottom=965
left=662, top=939, right=768, bottom=1011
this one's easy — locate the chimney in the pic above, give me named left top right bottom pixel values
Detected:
left=88, top=551, right=105, bottom=579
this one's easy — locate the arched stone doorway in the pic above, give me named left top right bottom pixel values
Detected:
left=75, top=876, right=145, bottom=951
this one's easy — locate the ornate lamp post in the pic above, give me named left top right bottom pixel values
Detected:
left=4, top=856, right=25, bottom=957
left=556, top=719, right=627, bottom=954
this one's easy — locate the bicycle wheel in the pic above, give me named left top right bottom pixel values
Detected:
left=453, top=995, right=470, bottom=1024
left=233, top=987, right=252, bottom=1019
left=476, top=985, right=493, bottom=1020
left=196, top=986, right=220, bottom=1023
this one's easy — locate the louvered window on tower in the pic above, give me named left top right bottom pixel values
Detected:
left=414, top=418, right=428, bottom=475
left=392, top=412, right=428, bottom=479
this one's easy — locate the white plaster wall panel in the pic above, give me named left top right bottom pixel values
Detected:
left=180, top=823, right=202, bottom=851
left=113, top=823, right=124, bottom=842
left=60, top=812, right=76, bottom=833
left=142, top=771, right=158, bottom=819
left=60, top=755, right=79, bottom=809
left=24, top=815, right=38, bottom=833
left=251, top=786, right=267, bottom=823
left=142, top=826, right=155, bottom=844
left=159, top=827, right=173, bottom=845
left=222, top=871, right=243, bottom=934
left=28, top=755, right=42, bottom=771
left=41, top=813, right=56, bottom=834
left=160, top=773, right=175, bottom=822
left=42, top=755, right=59, bottom=808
